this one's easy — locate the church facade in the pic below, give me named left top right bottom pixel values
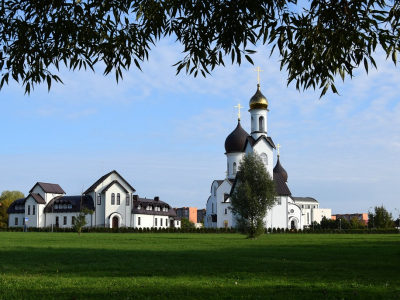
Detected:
left=204, top=83, right=331, bottom=230
left=7, top=170, right=181, bottom=229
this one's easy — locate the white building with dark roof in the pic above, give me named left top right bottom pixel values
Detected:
left=205, top=82, right=331, bottom=230
left=7, top=170, right=181, bottom=229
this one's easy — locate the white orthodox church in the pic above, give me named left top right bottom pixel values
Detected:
left=7, top=170, right=181, bottom=229
left=204, top=81, right=331, bottom=230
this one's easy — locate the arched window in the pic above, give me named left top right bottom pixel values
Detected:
left=28, top=205, right=30, bottom=215
left=214, top=185, right=217, bottom=196
left=63, top=204, right=67, bottom=209
left=117, top=193, right=120, bottom=205
left=259, top=116, right=264, bottom=132
left=97, top=194, right=101, bottom=205
left=227, top=163, right=229, bottom=175
left=111, top=193, right=115, bottom=205
left=233, top=162, right=237, bottom=174
left=260, top=153, right=268, bottom=166
left=68, top=204, right=72, bottom=209
left=212, top=203, right=214, bottom=213
left=54, top=204, right=59, bottom=209
left=126, top=194, right=130, bottom=206
left=251, top=116, right=254, bottom=131
left=33, top=205, right=36, bottom=215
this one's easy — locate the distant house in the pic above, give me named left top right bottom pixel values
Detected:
left=7, top=170, right=181, bottom=229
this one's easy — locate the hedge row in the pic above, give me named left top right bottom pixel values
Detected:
left=265, top=227, right=399, bottom=234
left=0, top=226, right=238, bottom=234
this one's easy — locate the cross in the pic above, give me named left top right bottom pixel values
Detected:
left=276, top=144, right=281, bottom=156
left=253, top=67, right=263, bottom=84
left=234, top=103, right=244, bottom=120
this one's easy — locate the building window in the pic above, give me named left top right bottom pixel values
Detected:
left=259, top=116, right=264, bottom=131
left=251, top=116, right=254, bottom=131
left=55, top=204, right=59, bottom=209
left=138, top=217, right=141, bottom=226
left=97, top=194, right=101, bottom=205
left=117, top=193, right=120, bottom=205
left=212, top=203, right=214, bottom=213
left=277, top=198, right=282, bottom=205
left=177, top=221, right=179, bottom=226
left=15, top=218, right=18, bottom=225
left=72, top=216, right=76, bottom=226
left=166, top=219, right=168, bottom=227
left=155, top=218, right=158, bottom=226
left=260, top=153, right=268, bottom=166
left=63, top=204, right=67, bottom=209
left=214, top=185, right=217, bottom=196
left=227, top=163, right=229, bottom=176
left=224, top=208, right=228, bottom=214
left=28, top=205, right=30, bottom=215
left=68, top=204, right=72, bottom=209
left=233, top=162, right=237, bottom=174
left=301, top=205, right=304, bottom=208
left=33, top=205, right=36, bottom=215
left=56, top=216, right=59, bottom=227
left=63, top=216, right=67, bottom=225
left=307, top=213, right=310, bottom=224
left=126, top=194, right=129, bottom=206
left=111, top=193, right=115, bottom=205
left=160, top=218, right=163, bottom=226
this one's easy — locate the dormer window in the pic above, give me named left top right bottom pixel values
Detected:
left=55, top=204, right=59, bottom=209
left=138, top=205, right=141, bottom=209
left=68, top=204, right=72, bottom=209
left=63, top=204, right=67, bottom=209
left=15, top=206, right=19, bottom=210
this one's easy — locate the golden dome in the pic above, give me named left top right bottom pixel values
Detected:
left=249, top=84, right=268, bottom=109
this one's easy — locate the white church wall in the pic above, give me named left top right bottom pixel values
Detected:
left=103, top=184, right=132, bottom=227
left=226, top=153, right=244, bottom=179
left=8, top=213, right=24, bottom=227
left=249, top=108, right=268, bottom=139
left=250, top=142, right=274, bottom=177
left=24, top=197, right=38, bottom=227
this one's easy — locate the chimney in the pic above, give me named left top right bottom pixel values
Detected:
left=132, top=195, right=139, bottom=201
left=154, top=196, right=159, bottom=201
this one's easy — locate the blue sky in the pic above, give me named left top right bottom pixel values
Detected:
left=1, top=38, right=400, bottom=218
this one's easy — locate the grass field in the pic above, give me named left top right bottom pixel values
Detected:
left=0, top=233, right=399, bottom=299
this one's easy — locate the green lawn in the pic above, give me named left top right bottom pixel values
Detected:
left=0, top=233, right=399, bottom=299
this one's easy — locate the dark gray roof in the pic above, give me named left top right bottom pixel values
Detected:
left=131, top=197, right=177, bottom=217
left=225, top=121, right=249, bottom=153
left=28, top=193, right=46, bottom=204
left=84, top=170, right=136, bottom=194
left=44, top=195, right=95, bottom=213
left=6, top=198, right=26, bottom=214
left=273, top=156, right=288, bottom=182
left=292, top=197, right=318, bottom=203
left=245, top=135, right=276, bottom=150
left=29, top=182, right=65, bottom=194
left=101, top=180, right=129, bottom=194
left=273, top=172, right=291, bottom=196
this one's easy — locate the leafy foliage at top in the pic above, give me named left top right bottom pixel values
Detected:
left=369, top=205, right=394, bottom=229
left=1, top=0, right=399, bottom=96
left=0, top=190, right=25, bottom=227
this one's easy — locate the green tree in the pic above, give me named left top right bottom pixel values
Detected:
left=349, top=216, right=366, bottom=229
left=1, top=0, right=399, bottom=96
left=370, top=205, right=394, bottom=229
left=0, top=190, right=25, bottom=228
left=181, top=217, right=195, bottom=229
left=230, top=152, right=277, bottom=239
left=320, top=216, right=337, bottom=230
left=73, top=207, right=94, bottom=236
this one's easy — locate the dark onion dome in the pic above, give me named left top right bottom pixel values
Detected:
left=224, top=121, right=249, bottom=153
left=273, top=156, right=288, bottom=182
left=249, top=84, right=268, bottom=109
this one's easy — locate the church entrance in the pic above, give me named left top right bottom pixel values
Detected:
left=291, top=220, right=295, bottom=230
left=112, top=216, right=118, bottom=228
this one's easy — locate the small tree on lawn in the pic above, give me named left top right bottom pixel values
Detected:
left=230, top=152, right=277, bottom=239
left=181, top=217, right=195, bottom=229
left=73, top=207, right=93, bottom=236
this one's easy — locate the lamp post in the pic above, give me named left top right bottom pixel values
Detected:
left=339, top=218, right=341, bottom=231
left=395, top=208, right=400, bottom=229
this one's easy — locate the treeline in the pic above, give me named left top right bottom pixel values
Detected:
left=2, top=226, right=398, bottom=234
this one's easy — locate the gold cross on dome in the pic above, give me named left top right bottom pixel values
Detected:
left=253, top=67, right=263, bottom=84
left=234, top=103, right=244, bottom=120
left=276, top=144, right=282, bottom=156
